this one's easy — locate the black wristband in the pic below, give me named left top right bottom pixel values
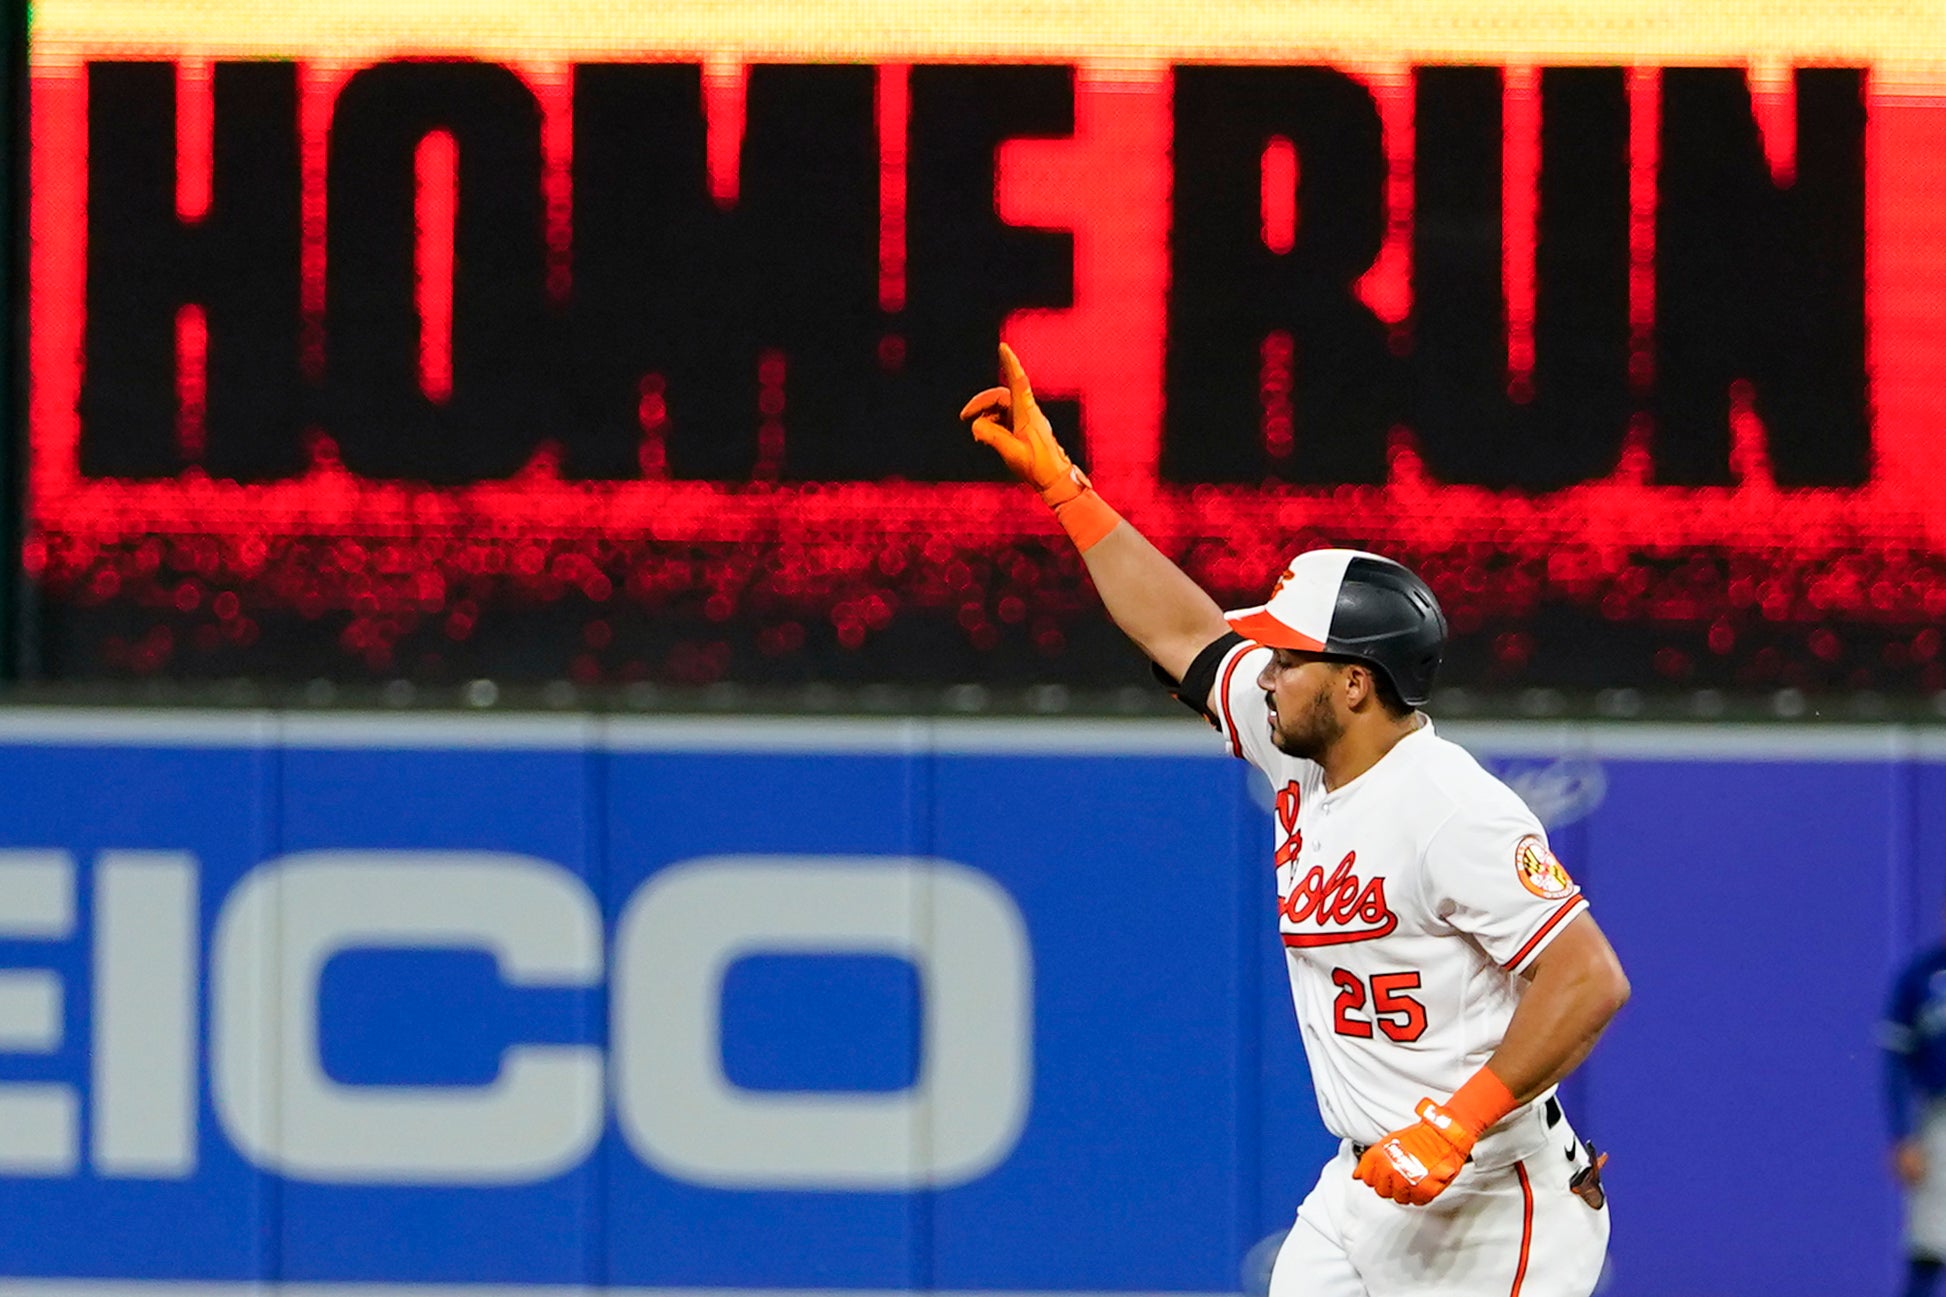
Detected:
left=1153, top=631, right=1245, bottom=724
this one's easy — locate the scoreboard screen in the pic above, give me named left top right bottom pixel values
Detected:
left=25, top=2, right=1946, bottom=693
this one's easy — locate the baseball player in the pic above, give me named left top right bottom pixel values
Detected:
left=962, top=345, right=1629, bottom=1297
left=1882, top=925, right=1946, bottom=1297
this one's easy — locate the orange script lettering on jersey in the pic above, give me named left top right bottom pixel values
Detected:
left=1274, top=781, right=1303, bottom=868
left=1279, top=850, right=1401, bottom=946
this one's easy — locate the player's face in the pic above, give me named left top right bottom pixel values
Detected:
left=1256, top=648, right=1347, bottom=760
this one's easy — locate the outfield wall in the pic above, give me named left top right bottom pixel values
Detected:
left=0, top=711, right=1930, bottom=1297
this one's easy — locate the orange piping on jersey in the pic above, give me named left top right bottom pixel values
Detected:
left=1501, top=893, right=1590, bottom=972
left=1218, top=646, right=1248, bottom=759
left=1281, top=915, right=1400, bottom=947
left=1510, top=1160, right=1534, bottom=1297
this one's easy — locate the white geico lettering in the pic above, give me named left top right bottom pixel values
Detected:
left=94, top=851, right=200, bottom=1178
left=0, top=850, right=202, bottom=1179
left=210, top=852, right=606, bottom=1184
left=5, top=848, right=1037, bottom=1189
left=0, top=851, right=80, bottom=1174
left=613, top=855, right=1033, bottom=1190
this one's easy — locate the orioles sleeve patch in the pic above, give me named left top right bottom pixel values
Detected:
left=1514, top=835, right=1577, bottom=900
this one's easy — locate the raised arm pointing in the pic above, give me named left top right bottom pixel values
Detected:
left=960, top=344, right=1231, bottom=687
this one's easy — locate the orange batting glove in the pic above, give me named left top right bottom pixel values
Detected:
left=1353, top=1068, right=1517, bottom=1206
left=960, top=345, right=1121, bottom=551
left=959, top=343, right=1089, bottom=507
left=1354, top=1099, right=1479, bottom=1205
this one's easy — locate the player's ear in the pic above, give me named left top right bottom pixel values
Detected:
left=1345, top=663, right=1377, bottom=711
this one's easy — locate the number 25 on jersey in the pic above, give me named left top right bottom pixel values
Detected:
left=1330, top=970, right=1427, bottom=1041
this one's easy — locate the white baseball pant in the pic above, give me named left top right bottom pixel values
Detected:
left=1269, top=1137, right=1609, bottom=1297
left=1908, top=1100, right=1946, bottom=1259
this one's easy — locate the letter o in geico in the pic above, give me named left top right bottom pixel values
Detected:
left=613, top=855, right=1032, bottom=1190
left=210, top=852, right=604, bottom=1184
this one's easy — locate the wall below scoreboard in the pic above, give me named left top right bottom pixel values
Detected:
left=0, top=712, right=1926, bottom=1297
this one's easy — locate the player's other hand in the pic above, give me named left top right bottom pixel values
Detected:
left=1896, top=1138, right=1928, bottom=1187
left=959, top=343, right=1088, bottom=507
left=1353, top=1097, right=1482, bottom=1206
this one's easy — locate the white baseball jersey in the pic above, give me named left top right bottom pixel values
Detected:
left=1210, top=641, right=1590, bottom=1159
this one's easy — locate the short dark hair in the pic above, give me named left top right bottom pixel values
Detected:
left=1370, top=667, right=1412, bottom=718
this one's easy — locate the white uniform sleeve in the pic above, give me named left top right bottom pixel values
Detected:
left=1421, top=804, right=1590, bottom=975
left=1209, top=641, right=1279, bottom=772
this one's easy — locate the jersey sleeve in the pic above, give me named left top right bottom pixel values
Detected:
left=1421, top=804, right=1589, bottom=975
left=1881, top=963, right=1925, bottom=1055
left=1884, top=963, right=1927, bottom=1139
left=1208, top=640, right=1278, bottom=772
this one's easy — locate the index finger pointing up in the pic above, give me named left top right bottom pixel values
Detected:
left=998, top=343, right=1037, bottom=410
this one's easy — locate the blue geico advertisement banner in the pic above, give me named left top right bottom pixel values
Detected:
left=0, top=711, right=1932, bottom=1297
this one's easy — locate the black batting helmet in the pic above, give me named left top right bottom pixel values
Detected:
left=1223, top=549, right=1448, bottom=707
